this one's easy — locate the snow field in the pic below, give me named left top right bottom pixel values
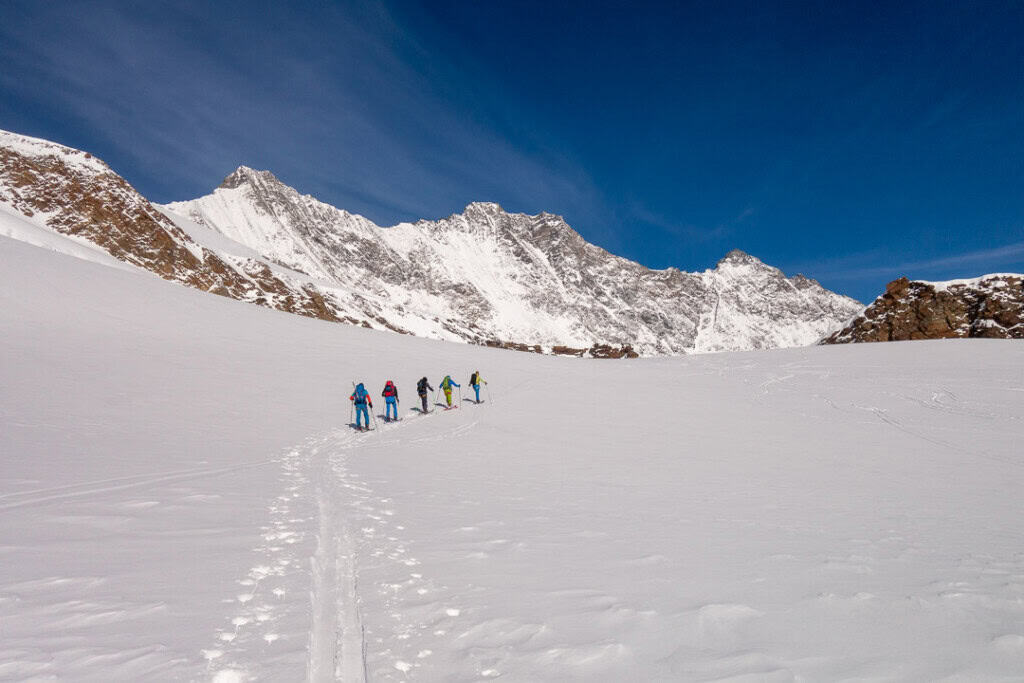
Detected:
left=2, top=234, right=1024, bottom=680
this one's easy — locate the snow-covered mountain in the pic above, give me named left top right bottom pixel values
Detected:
left=0, top=128, right=861, bottom=354
left=163, top=167, right=862, bottom=354
left=0, top=130, right=347, bottom=325
left=823, top=274, right=1024, bottom=344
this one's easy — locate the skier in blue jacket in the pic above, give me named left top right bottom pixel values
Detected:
left=350, top=383, right=373, bottom=431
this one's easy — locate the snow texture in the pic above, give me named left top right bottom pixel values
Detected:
left=923, top=274, right=1023, bottom=292
left=2, top=233, right=1023, bottom=681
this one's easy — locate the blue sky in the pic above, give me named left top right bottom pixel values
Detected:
left=2, top=0, right=1022, bottom=302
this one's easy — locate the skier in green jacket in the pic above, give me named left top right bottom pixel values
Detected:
left=439, top=375, right=460, bottom=409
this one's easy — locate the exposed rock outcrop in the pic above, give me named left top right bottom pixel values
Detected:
left=0, top=130, right=352, bottom=325
left=822, top=275, right=1024, bottom=344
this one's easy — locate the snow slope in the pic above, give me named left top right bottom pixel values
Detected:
left=2, top=234, right=1023, bottom=681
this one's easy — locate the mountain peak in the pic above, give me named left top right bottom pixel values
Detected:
left=463, top=201, right=505, bottom=216
left=716, top=249, right=763, bottom=267
left=218, top=166, right=283, bottom=190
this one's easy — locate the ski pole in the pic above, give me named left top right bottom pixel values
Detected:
left=486, top=383, right=492, bottom=403
left=350, top=381, right=356, bottom=427
left=458, top=386, right=462, bottom=404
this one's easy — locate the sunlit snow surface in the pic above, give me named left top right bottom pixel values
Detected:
left=2, top=233, right=1023, bottom=681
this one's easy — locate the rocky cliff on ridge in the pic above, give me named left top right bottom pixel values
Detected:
left=822, top=275, right=1024, bottom=344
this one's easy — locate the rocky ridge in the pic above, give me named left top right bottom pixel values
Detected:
left=164, top=167, right=863, bottom=354
left=0, top=129, right=863, bottom=355
left=0, top=131, right=350, bottom=326
left=822, top=275, right=1024, bottom=344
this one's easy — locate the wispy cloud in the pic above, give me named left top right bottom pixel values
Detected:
left=896, top=241, right=1024, bottom=274
left=629, top=203, right=754, bottom=243
left=787, top=240, right=1024, bottom=284
left=0, top=1, right=606, bottom=233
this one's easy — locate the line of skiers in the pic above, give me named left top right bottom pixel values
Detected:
left=348, top=371, right=488, bottom=431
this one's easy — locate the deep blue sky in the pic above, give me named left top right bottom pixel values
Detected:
left=2, top=1, right=1023, bottom=302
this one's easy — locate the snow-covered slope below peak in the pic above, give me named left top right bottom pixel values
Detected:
left=0, top=130, right=409, bottom=333
left=164, top=166, right=381, bottom=281
left=694, top=250, right=863, bottom=352
left=0, top=203, right=132, bottom=271
left=164, top=170, right=863, bottom=355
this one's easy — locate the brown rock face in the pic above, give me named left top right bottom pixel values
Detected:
left=822, top=275, right=1024, bottom=344
left=492, top=341, right=638, bottom=358
left=484, top=340, right=544, bottom=354
left=0, top=142, right=351, bottom=326
left=588, top=344, right=639, bottom=359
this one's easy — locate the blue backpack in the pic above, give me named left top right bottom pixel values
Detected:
left=353, top=383, right=368, bottom=405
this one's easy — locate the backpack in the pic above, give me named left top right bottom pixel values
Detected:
left=441, top=376, right=451, bottom=390
left=470, top=372, right=478, bottom=386
left=383, top=382, right=396, bottom=398
left=353, top=384, right=368, bottom=405
left=417, top=377, right=427, bottom=393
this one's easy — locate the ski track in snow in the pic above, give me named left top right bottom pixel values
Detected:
left=203, top=443, right=316, bottom=681
left=208, top=412, right=478, bottom=682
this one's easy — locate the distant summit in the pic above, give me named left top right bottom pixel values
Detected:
left=218, top=166, right=284, bottom=190
left=164, top=163, right=862, bottom=355
left=717, top=249, right=762, bottom=267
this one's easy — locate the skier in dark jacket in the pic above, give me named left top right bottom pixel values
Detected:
left=416, top=377, right=433, bottom=413
left=350, top=383, right=372, bottom=431
left=382, top=380, right=399, bottom=422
